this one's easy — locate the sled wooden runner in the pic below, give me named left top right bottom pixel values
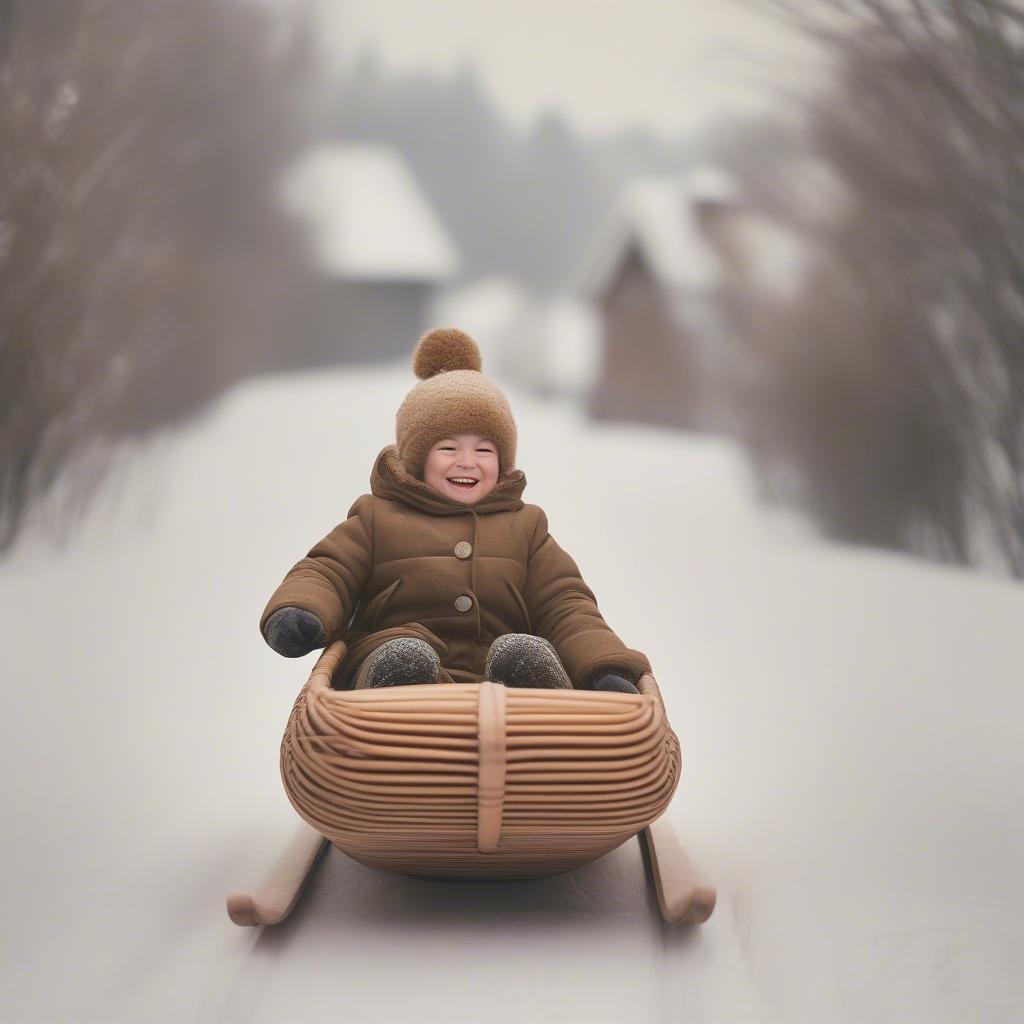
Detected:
left=226, top=822, right=327, bottom=926
left=640, top=818, right=717, bottom=925
left=227, top=641, right=716, bottom=927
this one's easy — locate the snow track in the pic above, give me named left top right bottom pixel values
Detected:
left=1, top=364, right=1021, bottom=1022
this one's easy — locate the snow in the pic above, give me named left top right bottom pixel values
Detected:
left=727, top=216, right=809, bottom=302
left=2, top=363, right=1022, bottom=1022
left=683, top=165, right=741, bottom=207
left=432, top=279, right=600, bottom=397
left=431, top=275, right=532, bottom=376
left=281, top=143, right=459, bottom=280
left=531, top=297, right=601, bottom=397
left=578, top=176, right=725, bottom=297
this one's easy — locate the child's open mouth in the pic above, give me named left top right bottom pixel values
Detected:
left=446, top=477, right=479, bottom=490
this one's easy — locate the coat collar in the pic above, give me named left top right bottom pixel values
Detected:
left=370, top=445, right=526, bottom=516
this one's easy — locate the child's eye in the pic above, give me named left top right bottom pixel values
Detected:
left=476, top=448, right=495, bottom=454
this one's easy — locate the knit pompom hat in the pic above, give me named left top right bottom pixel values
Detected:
left=396, top=327, right=517, bottom=477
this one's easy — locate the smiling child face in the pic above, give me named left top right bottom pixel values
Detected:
left=422, top=434, right=499, bottom=503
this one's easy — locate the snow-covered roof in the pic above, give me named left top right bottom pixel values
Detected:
left=281, top=143, right=459, bottom=281
left=578, top=166, right=813, bottom=308
left=684, top=164, right=741, bottom=206
left=577, top=170, right=739, bottom=299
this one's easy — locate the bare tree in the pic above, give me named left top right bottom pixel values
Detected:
left=0, top=0, right=315, bottom=550
left=745, top=0, right=1024, bottom=572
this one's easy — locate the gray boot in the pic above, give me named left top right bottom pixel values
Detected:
left=363, top=637, right=441, bottom=688
left=484, top=634, right=572, bottom=689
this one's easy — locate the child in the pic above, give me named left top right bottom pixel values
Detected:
left=261, top=328, right=648, bottom=693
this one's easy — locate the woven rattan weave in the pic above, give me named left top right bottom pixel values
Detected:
left=280, top=641, right=681, bottom=880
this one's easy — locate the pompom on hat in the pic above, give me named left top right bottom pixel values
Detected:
left=396, top=327, right=517, bottom=477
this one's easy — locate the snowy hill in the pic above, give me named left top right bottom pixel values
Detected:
left=1, top=364, right=1021, bottom=1022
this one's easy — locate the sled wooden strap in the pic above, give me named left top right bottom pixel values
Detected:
left=476, top=681, right=508, bottom=853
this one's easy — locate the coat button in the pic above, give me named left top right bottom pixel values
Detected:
left=454, top=541, right=473, bottom=559
left=454, top=595, right=473, bottom=613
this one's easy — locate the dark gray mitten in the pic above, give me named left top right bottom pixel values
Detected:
left=591, top=673, right=640, bottom=695
left=263, top=606, right=326, bottom=658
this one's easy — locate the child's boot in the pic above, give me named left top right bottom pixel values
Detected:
left=484, top=634, right=572, bottom=689
left=363, top=637, right=441, bottom=688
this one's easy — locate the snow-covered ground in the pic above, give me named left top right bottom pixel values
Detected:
left=1, top=363, right=1021, bottom=1023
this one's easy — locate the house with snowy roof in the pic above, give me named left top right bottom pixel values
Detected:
left=281, top=142, right=459, bottom=365
left=577, top=167, right=807, bottom=430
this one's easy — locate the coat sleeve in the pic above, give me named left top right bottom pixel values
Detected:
left=259, top=495, right=375, bottom=640
left=523, top=508, right=651, bottom=687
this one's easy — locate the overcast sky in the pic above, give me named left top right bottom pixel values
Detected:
left=309, top=0, right=826, bottom=138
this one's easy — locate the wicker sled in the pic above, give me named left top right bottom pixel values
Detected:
left=227, top=641, right=715, bottom=927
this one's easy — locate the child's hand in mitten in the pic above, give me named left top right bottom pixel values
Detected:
left=263, top=606, right=326, bottom=658
left=591, top=673, right=640, bottom=694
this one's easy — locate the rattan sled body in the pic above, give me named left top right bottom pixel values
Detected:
left=228, top=641, right=715, bottom=927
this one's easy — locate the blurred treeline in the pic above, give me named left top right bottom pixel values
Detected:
left=0, top=0, right=316, bottom=549
left=731, top=0, right=1024, bottom=574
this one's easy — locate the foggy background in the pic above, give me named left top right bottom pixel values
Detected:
left=3, top=0, right=1022, bottom=572
left=2, top=2, right=1023, bottom=1022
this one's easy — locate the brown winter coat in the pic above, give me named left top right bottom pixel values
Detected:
left=261, top=446, right=650, bottom=689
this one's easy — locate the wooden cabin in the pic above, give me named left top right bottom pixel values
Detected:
left=282, top=142, right=459, bottom=366
left=578, top=168, right=805, bottom=432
